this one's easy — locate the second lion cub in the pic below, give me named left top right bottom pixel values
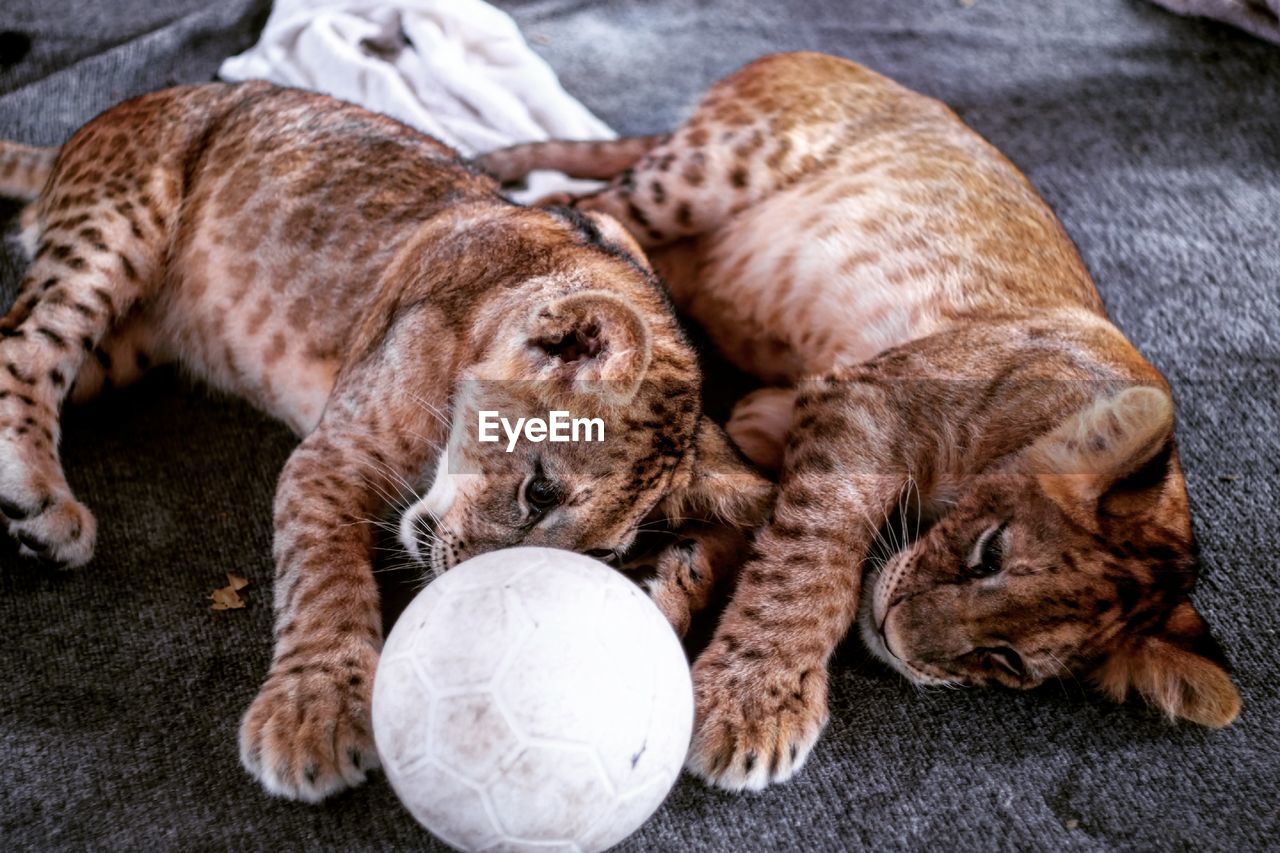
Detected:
left=480, top=52, right=1240, bottom=791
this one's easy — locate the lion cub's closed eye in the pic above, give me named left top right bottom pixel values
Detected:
left=867, top=388, right=1237, bottom=729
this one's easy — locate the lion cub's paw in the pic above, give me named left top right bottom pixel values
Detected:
left=687, top=642, right=828, bottom=791
left=239, top=644, right=381, bottom=802
left=0, top=458, right=96, bottom=567
left=643, top=524, right=751, bottom=638
left=726, top=387, right=797, bottom=475
left=6, top=493, right=97, bottom=566
left=644, top=537, right=713, bottom=638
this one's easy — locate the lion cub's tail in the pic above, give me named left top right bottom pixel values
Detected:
left=475, top=136, right=667, bottom=184
left=0, top=141, right=57, bottom=201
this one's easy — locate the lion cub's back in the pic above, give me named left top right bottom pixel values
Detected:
left=665, top=53, right=1101, bottom=382
left=44, top=82, right=494, bottom=432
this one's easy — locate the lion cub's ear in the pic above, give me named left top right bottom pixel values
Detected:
left=1027, top=386, right=1175, bottom=518
left=1093, top=600, right=1241, bottom=728
left=662, top=417, right=776, bottom=527
left=521, top=290, right=652, bottom=410
left=583, top=211, right=652, bottom=272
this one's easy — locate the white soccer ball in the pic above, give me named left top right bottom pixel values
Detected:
left=372, top=547, right=694, bottom=852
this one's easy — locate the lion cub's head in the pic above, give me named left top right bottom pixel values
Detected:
left=397, top=208, right=771, bottom=576
left=862, top=386, right=1240, bottom=727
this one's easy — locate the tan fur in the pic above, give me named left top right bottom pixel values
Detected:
left=1094, top=602, right=1242, bottom=728
left=479, top=135, right=667, bottom=184
left=480, top=51, right=1240, bottom=791
left=0, top=83, right=770, bottom=802
left=0, top=141, right=55, bottom=202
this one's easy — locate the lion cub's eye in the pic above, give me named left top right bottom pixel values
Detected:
left=986, top=646, right=1025, bottom=679
left=969, top=522, right=1007, bottom=577
left=524, top=476, right=560, bottom=513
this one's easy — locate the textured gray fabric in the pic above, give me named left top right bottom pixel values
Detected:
left=1148, top=0, right=1280, bottom=44
left=1, top=0, right=1278, bottom=850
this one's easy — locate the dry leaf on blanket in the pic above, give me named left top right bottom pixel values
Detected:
left=210, top=573, right=250, bottom=611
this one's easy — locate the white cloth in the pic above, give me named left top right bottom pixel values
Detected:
left=219, top=0, right=612, bottom=200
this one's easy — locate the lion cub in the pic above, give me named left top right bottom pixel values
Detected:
left=0, top=83, right=771, bottom=801
left=480, top=52, right=1241, bottom=791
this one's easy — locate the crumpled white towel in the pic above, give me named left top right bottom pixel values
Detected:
left=219, top=0, right=612, bottom=200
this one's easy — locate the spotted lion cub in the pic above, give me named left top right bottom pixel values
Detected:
left=0, top=83, right=771, bottom=802
left=480, top=52, right=1241, bottom=790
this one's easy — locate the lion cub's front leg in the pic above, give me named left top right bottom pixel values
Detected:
left=688, top=380, right=903, bottom=790
left=686, top=505, right=847, bottom=790
left=238, top=432, right=383, bottom=802
left=238, top=358, right=444, bottom=802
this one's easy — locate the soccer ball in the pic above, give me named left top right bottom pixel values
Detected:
left=372, top=547, right=694, bottom=852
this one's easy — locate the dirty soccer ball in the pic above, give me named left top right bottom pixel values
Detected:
left=372, top=547, right=694, bottom=852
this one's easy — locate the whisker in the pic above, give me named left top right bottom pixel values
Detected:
left=373, top=561, right=428, bottom=576
left=908, top=471, right=921, bottom=546
left=355, top=456, right=420, bottom=506
left=406, top=391, right=453, bottom=431
left=1044, top=650, right=1082, bottom=698
left=347, top=462, right=413, bottom=515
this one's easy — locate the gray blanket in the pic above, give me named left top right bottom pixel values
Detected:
left=1, top=0, right=1277, bottom=849
left=1150, top=0, right=1280, bottom=44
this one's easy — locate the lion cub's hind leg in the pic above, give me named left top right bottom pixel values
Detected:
left=65, top=312, right=163, bottom=404
left=0, top=128, right=171, bottom=566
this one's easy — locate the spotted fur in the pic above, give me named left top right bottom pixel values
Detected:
left=0, top=82, right=771, bottom=802
left=479, top=51, right=1240, bottom=791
